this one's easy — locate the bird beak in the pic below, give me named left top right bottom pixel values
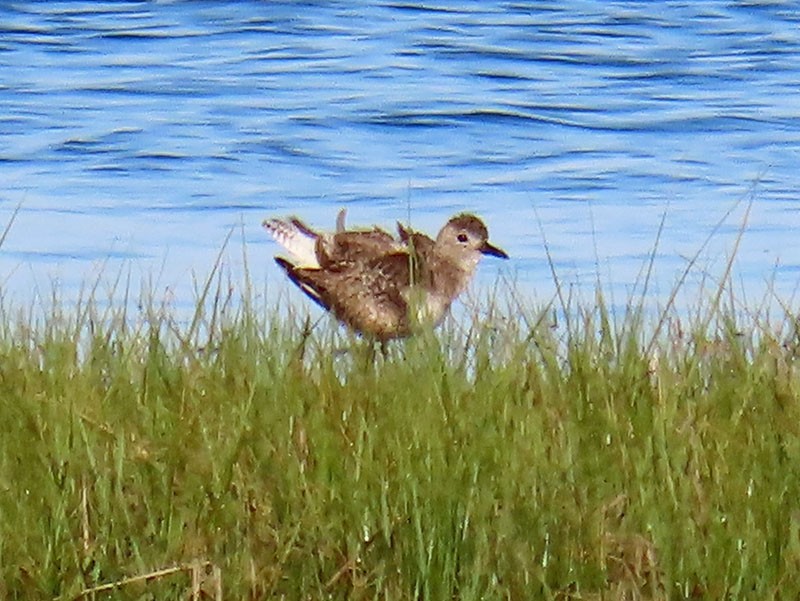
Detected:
left=480, top=241, right=509, bottom=259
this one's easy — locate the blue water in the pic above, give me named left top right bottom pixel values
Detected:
left=2, top=2, right=800, bottom=318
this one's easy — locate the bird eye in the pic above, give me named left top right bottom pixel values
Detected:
left=457, top=233, right=468, bottom=243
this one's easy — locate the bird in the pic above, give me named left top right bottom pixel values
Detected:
left=266, top=212, right=508, bottom=341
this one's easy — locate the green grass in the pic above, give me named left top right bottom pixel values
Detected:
left=1, top=261, right=800, bottom=600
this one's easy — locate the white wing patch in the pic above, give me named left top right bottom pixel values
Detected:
left=262, top=218, right=321, bottom=268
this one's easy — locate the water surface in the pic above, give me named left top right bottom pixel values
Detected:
left=2, top=2, right=799, bottom=319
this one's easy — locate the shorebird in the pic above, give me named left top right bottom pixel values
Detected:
left=266, top=212, right=508, bottom=341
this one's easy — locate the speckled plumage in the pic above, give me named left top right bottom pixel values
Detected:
left=263, top=209, right=402, bottom=269
left=268, top=212, right=508, bottom=341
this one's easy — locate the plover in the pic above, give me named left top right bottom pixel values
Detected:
left=267, top=212, right=508, bottom=341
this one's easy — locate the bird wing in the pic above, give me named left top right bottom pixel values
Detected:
left=279, top=252, right=415, bottom=340
left=396, top=223, right=435, bottom=256
left=335, top=208, right=347, bottom=233
left=316, top=228, right=399, bottom=268
left=274, top=257, right=330, bottom=312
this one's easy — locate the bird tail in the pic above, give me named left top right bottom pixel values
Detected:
left=263, top=219, right=321, bottom=268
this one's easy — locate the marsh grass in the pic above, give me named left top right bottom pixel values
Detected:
left=2, top=239, right=800, bottom=600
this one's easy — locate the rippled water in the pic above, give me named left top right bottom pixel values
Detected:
left=2, top=2, right=800, bottom=318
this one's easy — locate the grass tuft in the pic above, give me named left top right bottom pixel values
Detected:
left=0, top=250, right=799, bottom=600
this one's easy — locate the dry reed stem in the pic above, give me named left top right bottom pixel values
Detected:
left=63, top=560, right=221, bottom=600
